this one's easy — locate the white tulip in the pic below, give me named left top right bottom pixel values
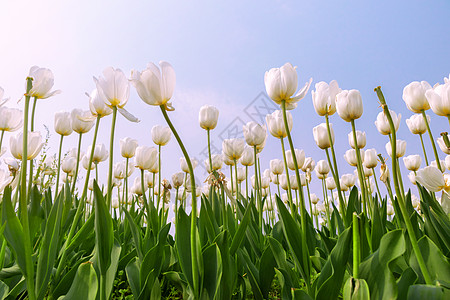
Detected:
left=374, top=110, right=401, bottom=135
left=405, top=114, right=429, bottom=135
left=311, top=80, right=341, bottom=116
left=151, top=125, right=171, bottom=146
left=54, top=111, right=73, bottom=136
left=348, top=130, right=366, bottom=149
left=335, top=89, right=363, bottom=122
left=313, top=123, right=334, bottom=149
left=27, top=66, right=61, bottom=99
left=402, top=81, right=432, bottom=113
left=286, top=149, right=305, bottom=171
left=385, top=140, right=406, bottom=158
left=10, top=131, right=44, bottom=160
left=403, top=155, right=421, bottom=171
left=266, top=110, right=293, bottom=139
left=199, top=105, right=219, bottom=130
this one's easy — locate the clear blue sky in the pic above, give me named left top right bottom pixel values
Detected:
left=1, top=0, right=449, bottom=200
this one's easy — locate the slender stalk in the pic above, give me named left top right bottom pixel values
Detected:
left=350, top=120, right=368, bottom=217
left=375, top=86, right=432, bottom=285
left=106, top=106, right=118, bottom=207
left=245, top=165, right=248, bottom=199
left=234, top=159, right=239, bottom=204
left=280, top=100, right=311, bottom=294
left=229, top=165, right=234, bottom=195
left=157, top=144, right=162, bottom=211
left=54, top=135, right=64, bottom=197
left=325, top=114, right=346, bottom=222
left=422, top=110, right=441, bottom=170
left=372, top=167, right=383, bottom=202
left=253, top=146, right=260, bottom=206
left=124, top=157, right=129, bottom=209
left=207, top=129, right=213, bottom=175
left=276, top=175, right=281, bottom=196
left=352, top=213, right=360, bottom=278
left=141, top=169, right=151, bottom=235
left=159, top=105, right=198, bottom=297
left=256, top=155, right=264, bottom=231
left=71, top=133, right=83, bottom=194
left=0, top=131, right=4, bottom=151
left=418, top=134, right=429, bottom=166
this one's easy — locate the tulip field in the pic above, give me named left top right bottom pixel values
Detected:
left=0, top=62, right=449, bottom=300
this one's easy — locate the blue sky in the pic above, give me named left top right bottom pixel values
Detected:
left=1, top=0, right=450, bottom=200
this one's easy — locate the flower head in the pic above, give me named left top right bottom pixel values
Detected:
left=27, top=66, right=61, bottom=99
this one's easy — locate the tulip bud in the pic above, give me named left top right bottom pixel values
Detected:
left=135, top=146, right=158, bottom=170
left=408, top=171, right=417, bottom=185
left=387, top=205, right=394, bottom=216
left=180, top=157, right=198, bottom=173
left=261, top=176, right=270, bottom=189
left=71, top=109, right=95, bottom=134
left=363, top=166, right=373, bottom=178
left=81, top=155, right=95, bottom=170
left=335, top=89, right=363, bottom=122
left=385, top=140, right=406, bottom=158
left=199, top=105, right=219, bottom=130
left=61, top=156, right=76, bottom=175
left=112, top=197, right=119, bottom=209
left=0, top=107, right=22, bottom=132
left=363, top=148, right=378, bottom=169
left=151, top=125, right=171, bottom=146
left=402, top=81, right=432, bottom=113
left=403, top=155, right=421, bottom=171
left=374, top=110, right=401, bottom=135
left=120, top=137, right=138, bottom=158
left=54, top=111, right=73, bottom=136
left=87, top=144, right=109, bottom=164
left=313, top=123, right=334, bottom=149
left=301, top=157, right=315, bottom=172
left=344, top=149, right=364, bottom=167
left=311, top=80, right=341, bottom=116
left=341, top=173, right=356, bottom=188
left=325, top=177, right=336, bottom=190
left=310, top=193, right=319, bottom=204
left=243, top=121, right=266, bottom=146
left=279, top=174, right=288, bottom=190
left=289, top=175, right=298, bottom=190
left=222, top=138, right=245, bottom=161
left=285, top=149, right=305, bottom=171
left=315, top=160, right=330, bottom=177
left=266, top=110, right=293, bottom=139
left=131, top=177, right=147, bottom=195
left=240, top=146, right=255, bottom=166
left=237, top=167, right=246, bottom=183
left=411, top=194, right=420, bottom=209
left=348, top=130, right=366, bottom=149
left=339, top=179, right=349, bottom=192
left=10, top=131, right=44, bottom=160
left=205, top=154, right=223, bottom=173
left=425, top=82, right=450, bottom=116
left=405, top=114, right=429, bottom=135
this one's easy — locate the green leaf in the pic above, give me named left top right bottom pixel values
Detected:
left=201, top=243, right=221, bottom=300
left=407, top=284, right=444, bottom=300
left=150, top=278, right=161, bottom=300
left=343, top=278, right=370, bottom=300
left=175, top=206, right=193, bottom=292
left=229, top=205, right=251, bottom=256
left=93, top=180, right=114, bottom=275
left=397, top=268, right=418, bottom=300
left=124, top=209, right=143, bottom=261
left=125, top=258, right=140, bottom=298
left=57, top=262, right=98, bottom=300
left=259, top=245, right=276, bottom=298
left=315, top=227, right=352, bottom=300
left=0, top=280, right=9, bottom=300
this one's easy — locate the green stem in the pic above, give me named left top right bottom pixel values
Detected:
left=159, top=105, right=198, bottom=297
left=419, top=134, right=429, bottom=166
left=352, top=213, right=360, bottom=278
left=422, top=110, right=441, bottom=170
left=281, top=100, right=311, bottom=294
left=71, top=133, right=83, bottom=194
left=234, top=159, right=239, bottom=204
left=157, top=144, right=162, bottom=211
left=253, top=146, right=261, bottom=207
left=375, top=86, right=432, bottom=285
left=230, top=165, right=234, bottom=195
left=107, top=106, right=118, bottom=207
left=350, top=119, right=368, bottom=217
left=124, top=157, right=129, bottom=209
left=54, top=138, right=64, bottom=198
left=245, top=165, right=248, bottom=200
left=207, top=129, right=213, bottom=173
left=325, top=114, right=347, bottom=223
left=0, top=131, right=4, bottom=151
left=372, top=167, right=383, bottom=202
left=141, top=169, right=151, bottom=235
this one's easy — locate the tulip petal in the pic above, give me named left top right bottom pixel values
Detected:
left=292, top=77, right=313, bottom=102
left=118, top=107, right=140, bottom=123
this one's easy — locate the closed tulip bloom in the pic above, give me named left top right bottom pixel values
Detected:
left=315, top=160, right=330, bottom=178
left=131, top=177, right=148, bottom=195
left=270, top=159, right=284, bottom=175
left=326, top=177, right=336, bottom=190
left=313, top=123, right=334, bottom=149
left=61, top=156, right=77, bottom=174
left=131, top=61, right=176, bottom=109
left=114, top=160, right=134, bottom=179
left=415, top=166, right=449, bottom=192
left=405, top=114, right=429, bottom=135
left=266, top=110, right=293, bottom=138
left=363, top=166, right=373, bottom=178
left=180, top=157, right=198, bottom=173
left=348, top=130, right=366, bottom=149
left=311, top=193, right=320, bottom=205
left=311, top=80, right=341, bottom=116
left=87, top=144, right=109, bottom=164
left=344, top=149, right=364, bottom=167
left=236, top=168, right=246, bottom=183
left=243, top=121, right=266, bottom=146
left=146, top=173, right=157, bottom=188
left=411, top=194, right=420, bottom=209
left=81, top=155, right=95, bottom=170
left=387, top=205, right=395, bottom=216
left=408, top=171, right=417, bottom=185
left=279, top=174, right=288, bottom=190
left=240, top=146, right=255, bottom=166
left=0, top=107, right=22, bottom=132
left=27, top=66, right=61, bottom=99
left=54, top=111, right=73, bottom=136
left=120, top=137, right=138, bottom=158
left=335, top=89, right=363, bottom=122
left=425, top=82, right=450, bottom=116
left=403, top=155, right=421, bottom=171
left=270, top=173, right=279, bottom=184
left=151, top=125, right=171, bottom=146
left=302, top=157, right=315, bottom=172
left=94, top=67, right=129, bottom=108
left=402, top=81, right=432, bottom=113
left=205, top=154, right=223, bottom=172
left=88, top=88, right=113, bottom=117
left=10, top=131, right=44, bottom=160
left=264, top=62, right=312, bottom=109
left=363, top=148, right=378, bottom=169
left=199, top=105, right=219, bottom=130
left=385, top=140, right=407, bottom=158
left=289, top=175, right=298, bottom=190
left=71, top=109, right=95, bottom=134
left=135, top=146, right=158, bottom=170
left=341, top=173, right=356, bottom=188
left=437, top=137, right=450, bottom=155
left=172, top=172, right=185, bottom=188
left=286, top=149, right=305, bottom=170
left=374, top=110, right=401, bottom=135
left=222, top=138, right=245, bottom=160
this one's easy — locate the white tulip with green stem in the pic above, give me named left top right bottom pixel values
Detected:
left=152, top=125, right=171, bottom=211
left=425, top=80, right=450, bottom=126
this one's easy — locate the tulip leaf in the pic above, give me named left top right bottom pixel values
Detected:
left=57, top=262, right=98, bottom=300
left=0, top=280, right=9, bottom=300
left=230, top=204, right=251, bottom=256
left=201, top=243, right=221, bottom=300
left=175, top=206, right=194, bottom=293
left=406, top=284, right=445, bottom=300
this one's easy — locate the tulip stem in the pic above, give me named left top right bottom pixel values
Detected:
left=0, top=130, right=4, bottom=151
left=375, top=86, right=432, bottom=285
left=325, top=114, right=347, bottom=224
left=234, top=159, right=239, bottom=205
left=71, top=133, right=83, bottom=194
left=372, top=167, right=383, bottom=202
left=157, top=145, right=162, bottom=211
left=141, top=169, right=151, bottom=235
left=159, top=105, right=199, bottom=297
left=207, top=129, right=213, bottom=175
left=422, top=110, right=442, bottom=171
left=280, top=100, right=311, bottom=294
left=419, top=134, right=429, bottom=166
left=55, top=135, right=64, bottom=197
left=245, top=166, right=248, bottom=200
left=19, top=78, right=36, bottom=300
left=279, top=138, right=293, bottom=213
left=106, top=106, right=118, bottom=208
left=350, top=119, right=368, bottom=217
left=124, top=157, right=129, bottom=209
left=352, top=213, right=360, bottom=279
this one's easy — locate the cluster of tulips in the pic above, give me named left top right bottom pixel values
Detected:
left=0, top=61, right=448, bottom=299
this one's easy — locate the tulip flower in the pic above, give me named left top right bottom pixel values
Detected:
left=313, top=123, right=334, bottom=149
left=172, top=171, right=185, bottom=188
left=243, top=121, right=266, bottom=146
left=240, top=146, right=255, bottom=166
left=61, top=156, right=77, bottom=175
left=205, top=154, right=223, bottom=173
left=81, top=155, right=95, bottom=170
left=199, top=105, right=219, bottom=130
left=302, top=157, right=315, bottom=172
left=270, top=159, right=284, bottom=175
left=402, top=81, right=432, bottom=113
left=54, top=111, right=73, bottom=136
left=374, top=110, right=401, bottom=135
left=408, top=171, right=417, bottom=185
left=131, top=177, right=148, bottom=195
left=120, top=137, right=138, bottom=158
left=0, top=107, right=23, bottom=132
left=315, top=160, right=330, bottom=179
left=27, top=66, right=61, bottom=99
left=425, top=81, right=450, bottom=117
left=10, top=131, right=43, bottom=160
left=406, top=114, right=429, bottom=135
left=437, top=137, right=450, bottom=155
left=88, top=88, right=113, bottom=117
left=348, top=130, right=366, bottom=149
left=266, top=110, right=293, bottom=138
left=403, top=155, right=421, bottom=171
left=385, top=140, right=406, bottom=158
left=344, top=149, right=365, bottom=167
left=311, top=80, right=341, bottom=116
left=264, top=62, right=312, bottom=110
left=152, top=125, right=171, bottom=146
left=326, top=177, right=336, bottom=190
left=222, top=138, right=245, bottom=161
left=341, top=173, right=356, bottom=188
left=88, top=143, right=109, bottom=164
left=71, top=109, right=95, bottom=134
left=180, top=157, right=198, bottom=173
left=0, top=169, right=13, bottom=193
left=286, top=149, right=305, bottom=171
left=415, top=166, right=449, bottom=193
left=363, top=148, right=378, bottom=169
left=131, top=61, right=176, bottom=110
left=135, top=146, right=158, bottom=170
left=335, top=89, right=363, bottom=122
